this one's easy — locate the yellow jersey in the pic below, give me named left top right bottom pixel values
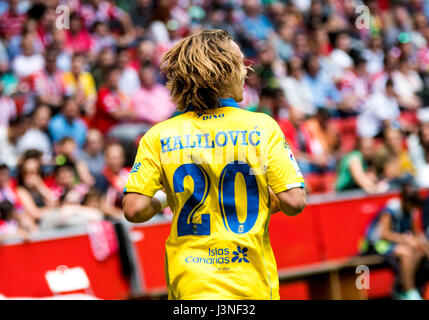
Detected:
left=124, top=98, right=305, bottom=300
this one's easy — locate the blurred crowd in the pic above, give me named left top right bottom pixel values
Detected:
left=2, top=0, right=429, bottom=239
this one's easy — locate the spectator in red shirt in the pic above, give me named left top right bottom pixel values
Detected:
left=92, top=65, right=134, bottom=135
left=278, top=106, right=316, bottom=174
left=0, top=0, right=27, bottom=41
left=64, top=13, right=92, bottom=55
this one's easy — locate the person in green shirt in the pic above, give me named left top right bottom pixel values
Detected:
left=336, top=137, right=388, bottom=193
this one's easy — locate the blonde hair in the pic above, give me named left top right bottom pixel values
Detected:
left=161, top=29, right=247, bottom=113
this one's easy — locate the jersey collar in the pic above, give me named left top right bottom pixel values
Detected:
left=185, top=98, right=240, bottom=112
left=218, top=98, right=240, bottom=108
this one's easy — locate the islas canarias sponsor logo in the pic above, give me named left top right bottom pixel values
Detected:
left=185, top=246, right=250, bottom=265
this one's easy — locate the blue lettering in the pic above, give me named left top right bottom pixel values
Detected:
left=215, top=131, right=228, bottom=147
left=171, top=136, right=184, bottom=151
left=239, top=130, right=248, bottom=145
left=203, top=133, right=215, bottom=149
left=160, top=137, right=172, bottom=153
left=184, top=134, right=196, bottom=148
left=249, top=130, right=260, bottom=146
left=227, top=130, right=239, bottom=146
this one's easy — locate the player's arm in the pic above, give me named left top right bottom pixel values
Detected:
left=274, top=188, right=307, bottom=216
left=269, top=187, right=307, bottom=215
left=265, top=117, right=307, bottom=216
left=123, top=190, right=167, bottom=223
left=122, top=127, right=165, bottom=223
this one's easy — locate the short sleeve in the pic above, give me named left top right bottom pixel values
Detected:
left=124, top=128, right=163, bottom=197
left=265, top=118, right=305, bottom=194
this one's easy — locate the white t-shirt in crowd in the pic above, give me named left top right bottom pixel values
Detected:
left=357, top=92, right=400, bottom=138
left=12, top=54, right=44, bottom=78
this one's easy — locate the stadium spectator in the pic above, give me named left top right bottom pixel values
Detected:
left=277, top=107, right=315, bottom=174
left=329, top=30, right=353, bottom=80
left=303, top=54, right=341, bottom=112
left=132, top=39, right=157, bottom=70
left=363, top=35, right=385, bottom=76
left=239, top=68, right=261, bottom=110
left=90, top=47, right=115, bottom=89
left=271, top=22, right=294, bottom=61
left=92, top=65, right=133, bottom=135
left=357, top=79, right=400, bottom=138
left=50, top=28, right=72, bottom=72
left=0, top=196, right=24, bottom=241
left=0, top=162, right=34, bottom=238
left=253, top=42, right=282, bottom=90
left=240, top=0, right=274, bottom=57
left=392, top=57, right=423, bottom=110
left=64, top=13, right=92, bottom=55
left=336, top=137, right=389, bottom=194
left=80, top=129, right=105, bottom=191
left=246, top=87, right=277, bottom=116
left=15, top=152, right=56, bottom=227
left=301, top=108, right=339, bottom=173
left=371, top=53, right=398, bottom=94
left=17, top=105, right=52, bottom=164
left=0, top=116, right=29, bottom=168
left=51, top=161, right=89, bottom=205
left=241, top=0, right=274, bottom=42
left=361, top=182, right=429, bottom=300
left=11, top=34, right=44, bottom=79
left=131, top=0, right=153, bottom=40
left=117, top=47, right=140, bottom=97
left=89, top=20, right=116, bottom=57
left=32, top=48, right=66, bottom=113
left=0, top=0, right=27, bottom=41
left=99, top=142, right=129, bottom=219
left=408, top=120, right=429, bottom=188
left=48, top=96, right=88, bottom=149
left=38, top=161, right=103, bottom=230
left=62, top=53, right=97, bottom=118
left=337, top=54, right=370, bottom=116
left=53, top=137, right=94, bottom=188
left=7, top=18, right=44, bottom=61
left=375, top=127, right=415, bottom=179
left=279, top=56, right=316, bottom=116
left=131, top=63, right=175, bottom=125
left=0, top=82, right=16, bottom=127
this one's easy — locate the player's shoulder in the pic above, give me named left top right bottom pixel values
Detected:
left=231, top=108, right=278, bottom=128
left=139, top=113, right=187, bottom=141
